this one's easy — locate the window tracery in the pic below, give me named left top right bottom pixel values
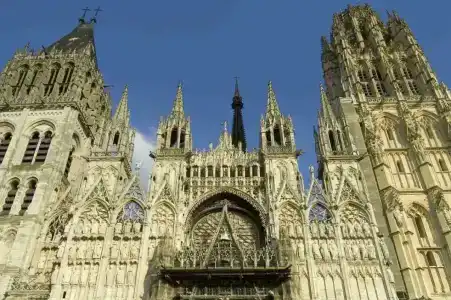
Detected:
left=116, top=201, right=145, bottom=234
left=150, top=203, right=175, bottom=238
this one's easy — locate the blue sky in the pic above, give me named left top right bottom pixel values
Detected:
left=1, top=1, right=450, bottom=189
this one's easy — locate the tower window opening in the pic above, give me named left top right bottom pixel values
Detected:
left=0, top=180, right=19, bottom=216
left=170, top=128, right=178, bottom=148
left=64, top=148, right=75, bottom=178
left=179, top=129, right=186, bottom=148
left=186, top=167, right=191, bottom=178
left=273, top=125, right=282, bottom=146
left=402, top=66, right=413, bottom=79
left=207, top=166, right=213, bottom=177
left=438, top=159, right=448, bottom=172
left=44, top=65, right=60, bottom=96
left=222, top=165, right=228, bottom=177
left=386, top=129, right=395, bottom=141
left=19, top=179, right=37, bottom=216
left=26, top=67, right=41, bottom=95
left=200, top=167, right=206, bottom=177
left=35, top=131, right=53, bottom=163
left=230, top=166, right=236, bottom=177
left=252, top=165, right=259, bottom=177
left=12, top=66, right=29, bottom=97
left=22, top=132, right=40, bottom=164
left=426, top=251, right=436, bottom=266
left=192, top=166, right=199, bottom=177
left=414, top=216, right=426, bottom=238
left=375, top=82, right=388, bottom=96
left=393, top=69, right=402, bottom=80
left=237, top=165, right=244, bottom=177
left=215, top=167, right=220, bottom=177
left=357, top=69, right=369, bottom=81
left=425, top=126, right=434, bottom=139
left=328, top=130, right=337, bottom=152
left=0, top=133, right=12, bottom=164
left=396, top=160, right=405, bottom=173
left=265, top=130, right=271, bottom=144
left=113, top=132, right=120, bottom=146
left=245, top=166, right=251, bottom=177
left=408, top=81, right=420, bottom=95
left=59, top=64, right=74, bottom=95
left=337, top=130, right=344, bottom=151
left=362, top=83, right=373, bottom=97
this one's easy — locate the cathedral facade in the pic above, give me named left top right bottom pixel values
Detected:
left=0, top=4, right=450, bottom=300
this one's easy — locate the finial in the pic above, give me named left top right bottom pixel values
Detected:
left=79, top=7, right=91, bottom=24
left=309, top=165, right=315, bottom=175
left=90, top=7, right=103, bottom=24
left=222, top=121, right=228, bottom=132
left=234, top=76, right=240, bottom=97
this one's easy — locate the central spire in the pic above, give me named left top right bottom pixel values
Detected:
left=231, top=77, right=247, bottom=152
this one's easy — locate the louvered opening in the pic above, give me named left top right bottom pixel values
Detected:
left=0, top=133, right=12, bottom=164
left=22, top=132, right=40, bottom=164
left=35, top=131, right=52, bottom=163
left=0, top=180, right=19, bottom=216
left=64, top=148, right=74, bottom=178
left=18, top=180, right=37, bottom=216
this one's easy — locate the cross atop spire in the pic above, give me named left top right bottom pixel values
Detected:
left=90, top=7, right=103, bottom=24
left=79, top=7, right=91, bottom=24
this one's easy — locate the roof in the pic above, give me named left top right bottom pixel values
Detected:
left=45, top=20, right=96, bottom=55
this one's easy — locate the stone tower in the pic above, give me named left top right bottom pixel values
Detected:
left=316, top=4, right=451, bottom=300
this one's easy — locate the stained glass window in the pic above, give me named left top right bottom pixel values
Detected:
left=309, top=204, right=331, bottom=222
left=119, top=201, right=144, bottom=222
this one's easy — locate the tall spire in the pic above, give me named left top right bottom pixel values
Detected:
left=319, top=83, right=338, bottom=126
left=265, top=81, right=281, bottom=120
left=170, top=81, right=184, bottom=119
left=231, top=77, right=247, bottom=152
left=113, top=85, right=129, bottom=122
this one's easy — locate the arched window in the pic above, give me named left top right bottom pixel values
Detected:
left=426, top=251, right=436, bottom=266
left=19, top=179, right=37, bottom=216
left=0, top=133, right=12, bottom=164
left=22, top=132, right=40, bottom=164
left=265, top=130, right=271, bottom=144
left=179, top=128, right=186, bottom=148
left=438, top=159, right=448, bottom=172
left=207, top=166, right=213, bottom=177
left=35, top=131, right=53, bottom=163
left=337, top=130, right=344, bottom=150
left=192, top=165, right=199, bottom=177
left=26, top=65, right=42, bottom=95
left=328, top=130, right=337, bottom=152
left=414, top=216, right=426, bottom=238
left=357, top=64, right=373, bottom=97
left=309, top=203, right=331, bottom=222
left=170, top=128, right=178, bottom=148
left=425, top=126, right=434, bottom=139
left=64, top=147, right=75, bottom=178
left=245, top=166, right=251, bottom=177
left=113, top=132, right=120, bottom=146
left=44, top=64, right=61, bottom=96
left=0, top=180, right=19, bottom=216
left=237, top=165, right=244, bottom=177
left=186, top=167, right=191, bottom=178
left=252, top=165, right=259, bottom=177
left=12, top=65, right=29, bottom=97
left=273, top=125, right=282, bottom=146
left=386, top=129, right=395, bottom=141
left=59, top=63, right=74, bottom=95
left=396, top=160, right=405, bottom=173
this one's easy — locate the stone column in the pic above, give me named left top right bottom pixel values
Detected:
left=134, top=223, right=150, bottom=299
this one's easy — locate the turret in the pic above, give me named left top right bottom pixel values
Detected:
left=156, top=82, right=191, bottom=153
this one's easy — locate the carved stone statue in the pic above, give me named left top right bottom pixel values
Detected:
left=320, top=241, right=330, bottom=261
left=367, top=241, right=376, bottom=260
left=354, top=222, right=363, bottom=238
left=94, top=240, right=103, bottom=258
left=393, top=207, right=404, bottom=228
left=106, top=265, right=115, bottom=286
left=312, top=242, right=321, bottom=260
left=51, top=265, right=59, bottom=284
left=89, top=266, right=98, bottom=285
left=347, top=222, right=355, bottom=238
left=329, top=241, right=338, bottom=261
left=127, top=265, right=136, bottom=285
left=297, top=241, right=305, bottom=260
left=326, top=223, right=335, bottom=238
left=341, top=224, right=349, bottom=238
left=111, top=242, right=118, bottom=259
left=362, top=222, right=372, bottom=238
left=71, top=265, right=81, bottom=284
left=116, top=265, right=125, bottom=285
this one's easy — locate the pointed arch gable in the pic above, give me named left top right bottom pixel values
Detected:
left=24, top=119, right=56, bottom=135
left=81, top=176, right=110, bottom=203
left=338, top=201, right=371, bottom=223
left=306, top=177, right=330, bottom=206
left=118, top=174, right=145, bottom=203
left=336, top=175, right=366, bottom=205
left=151, top=179, right=174, bottom=204
left=185, top=187, right=267, bottom=227
left=114, top=198, right=147, bottom=220
left=407, top=202, right=429, bottom=217
left=74, top=197, right=111, bottom=223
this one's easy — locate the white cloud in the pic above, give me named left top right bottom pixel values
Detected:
left=132, top=128, right=157, bottom=192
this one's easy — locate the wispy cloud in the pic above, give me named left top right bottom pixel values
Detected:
left=132, top=128, right=157, bottom=191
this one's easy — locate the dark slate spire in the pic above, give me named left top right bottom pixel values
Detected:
left=231, top=77, right=247, bottom=152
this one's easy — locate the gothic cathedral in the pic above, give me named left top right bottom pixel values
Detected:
left=0, top=4, right=450, bottom=300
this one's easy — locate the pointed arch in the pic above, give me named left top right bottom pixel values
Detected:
left=73, top=198, right=110, bottom=236
left=150, top=201, right=176, bottom=238
left=185, top=187, right=267, bottom=228
left=115, top=199, right=146, bottom=221
left=338, top=201, right=371, bottom=224
left=279, top=202, right=304, bottom=239
left=44, top=210, right=73, bottom=243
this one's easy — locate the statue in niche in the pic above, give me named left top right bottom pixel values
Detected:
left=124, top=221, right=132, bottom=234
left=83, top=220, right=91, bottom=235
left=344, top=242, right=353, bottom=260
left=348, top=222, right=356, bottom=238
left=131, top=241, right=139, bottom=259
left=106, top=265, right=115, bottom=286
left=320, top=241, right=330, bottom=261
left=310, top=222, right=318, bottom=238
left=89, top=266, right=98, bottom=285
left=63, top=266, right=71, bottom=284
left=329, top=241, right=338, bottom=261
left=312, top=242, right=321, bottom=260
left=359, top=242, right=368, bottom=260
left=319, top=223, right=327, bottom=238
left=81, top=265, right=89, bottom=285
left=116, top=265, right=125, bottom=284
left=352, top=242, right=360, bottom=260
left=295, top=224, right=303, bottom=238
left=342, top=224, right=349, bottom=238
left=38, top=252, right=46, bottom=269
left=121, top=242, right=129, bottom=259
left=72, top=265, right=81, bottom=284
left=288, top=223, right=295, bottom=238
left=379, top=236, right=392, bottom=265
left=367, top=241, right=376, bottom=260
left=297, top=241, right=305, bottom=260
left=91, top=219, right=99, bottom=234
left=99, top=221, right=107, bottom=234
left=85, top=242, right=94, bottom=259
left=362, top=222, right=371, bottom=238
left=133, top=222, right=141, bottom=233
left=94, top=240, right=103, bottom=258
left=393, top=207, right=404, bottom=228
left=115, top=222, right=123, bottom=234
left=68, top=245, right=76, bottom=260
left=111, top=241, right=119, bottom=259
left=74, top=223, right=82, bottom=235
left=77, top=241, right=86, bottom=259
left=127, top=265, right=136, bottom=285
left=354, top=222, right=363, bottom=238
left=51, top=265, right=59, bottom=284
left=326, top=223, right=335, bottom=238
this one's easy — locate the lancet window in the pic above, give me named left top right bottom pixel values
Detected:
left=59, top=63, right=74, bottom=95
left=170, top=128, right=178, bottom=147
left=12, top=65, right=29, bottom=97
left=357, top=62, right=373, bottom=97
left=26, top=64, right=42, bottom=95
left=22, top=132, right=40, bottom=164
left=18, top=179, right=37, bottom=216
left=64, top=147, right=74, bottom=178
left=370, top=61, right=388, bottom=97
left=0, top=179, right=19, bottom=216
left=35, top=131, right=53, bottom=163
left=45, top=213, right=72, bottom=244
left=0, top=132, right=12, bottom=164
left=113, top=132, right=120, bottom=146
left=44, top=63, right=61, bottom=96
